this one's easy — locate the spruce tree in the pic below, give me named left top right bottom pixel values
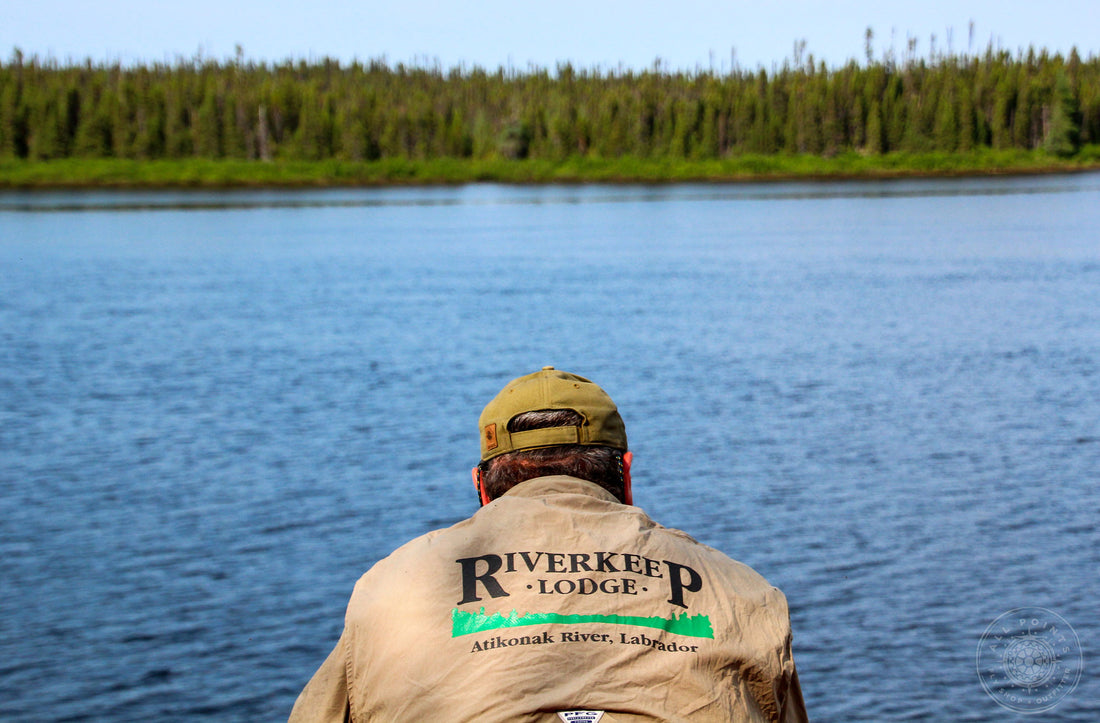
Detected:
left=1044, top=70, right=1080, bottom=156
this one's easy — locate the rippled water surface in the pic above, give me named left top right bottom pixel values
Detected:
left=3, top=176, right=1099, bottom=721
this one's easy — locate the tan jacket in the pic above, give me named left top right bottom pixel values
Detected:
left=290, top=476, right=807, bottom=722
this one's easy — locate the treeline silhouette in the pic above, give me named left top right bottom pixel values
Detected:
left=1, top=45, right=1095, bottom=163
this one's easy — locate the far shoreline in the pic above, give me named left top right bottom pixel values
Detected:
left=3, top=150, right=1100, bottom=190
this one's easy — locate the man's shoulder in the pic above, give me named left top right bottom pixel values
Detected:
left=356, top=515, right=478, bottom=576
left=340, top=517, right=477, bottom=618
left=652, top=522, right=778, bottom=591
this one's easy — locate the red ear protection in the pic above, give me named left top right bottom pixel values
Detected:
left=621, top=451, right=633, bottom=505
left=472, top=466, right=491, bottom=507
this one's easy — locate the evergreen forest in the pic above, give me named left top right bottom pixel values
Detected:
left=2, top=43, right=1098, bottom=183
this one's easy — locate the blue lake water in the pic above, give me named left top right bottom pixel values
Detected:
left=2, top=175, right=1099, bottom=721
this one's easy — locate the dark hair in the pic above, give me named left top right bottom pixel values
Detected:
left=481, top=409, right=625, bottom=502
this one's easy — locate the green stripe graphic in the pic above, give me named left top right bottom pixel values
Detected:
left=452, top=608, right=714, bottom=639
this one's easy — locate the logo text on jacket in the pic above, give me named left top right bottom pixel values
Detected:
left=455, top=550, right=703, bottom=608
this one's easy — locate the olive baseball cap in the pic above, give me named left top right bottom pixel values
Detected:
left=478, top=366, right=628, bottom=462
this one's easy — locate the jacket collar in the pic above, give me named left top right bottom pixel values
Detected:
left=502, top=475, right=620, bottom=503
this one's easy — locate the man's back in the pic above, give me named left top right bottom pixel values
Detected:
left=292, top=475, right=805, bottom=722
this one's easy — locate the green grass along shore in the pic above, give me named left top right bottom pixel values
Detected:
left=4, top=148, right=1100, bottom=188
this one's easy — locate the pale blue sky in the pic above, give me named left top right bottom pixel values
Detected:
left=4, top=1, right=1099, bottom=70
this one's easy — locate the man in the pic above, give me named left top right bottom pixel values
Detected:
left=290, top=367, right=807, bottom=722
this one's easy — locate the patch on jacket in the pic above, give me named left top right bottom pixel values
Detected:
left=557, top=712, right=603, bottom=722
